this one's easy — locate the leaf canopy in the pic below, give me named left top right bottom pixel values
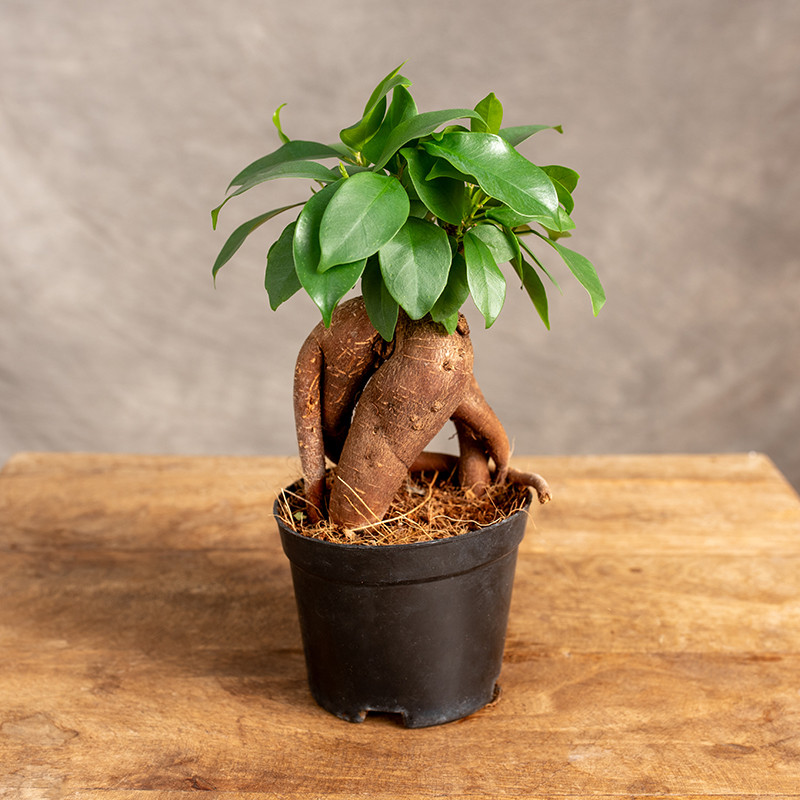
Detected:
left=212, top=65, right=603, bottom=331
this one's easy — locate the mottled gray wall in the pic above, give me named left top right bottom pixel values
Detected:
left=2, top=0, right=799, bottom=487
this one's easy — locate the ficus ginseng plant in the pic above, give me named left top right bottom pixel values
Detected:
left=212, top=64, right=604, bottom=530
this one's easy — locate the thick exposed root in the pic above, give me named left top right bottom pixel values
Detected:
left=293, top=297, right=388, bottom=522
left=292, top=296, right=549, bottom=529
left=328, top=313, right=473, bottom=528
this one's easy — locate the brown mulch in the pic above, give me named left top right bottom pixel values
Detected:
left=276, top=469, right=532, bottom=546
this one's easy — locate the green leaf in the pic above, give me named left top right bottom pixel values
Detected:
left=211, top=202, right=304, bottom=280
left=498, top=124, right=563, bottom=147
left=371, top=108, right=485, bottom=171
left=533, top=231, right=605, bottom=315
left=516, top=234, right=562, bottom=290
left=361, top=256, right=399, bottom=341
left=463, top=229, right=506, bottom=328
left=430, top=251, right=469, bottom=326
left=272, top=103, right=290, bottom=144
left=423, top=132, right=559, bottom=226
left=340, top=96, right=387, bottom=153
left=513, top=256, right=550, bottom=329
left=542, top=164, right=579, bottom=193
left=227, top=141, right=345, bottom=189
left=485, top=204, right=535, bottom=229
left=438, top=312, right=460, bottom=334
left=469, top=223, right=517, bottom=265
left=425, top=158, right=476, bottom=183
left=339, top=65, right=412, bottom=153
left=542, top=165, right=579, bottom=215
left=362, top=63, right=411, bottom=116
left=551, top=208, right=577, bottom=233
left=471, top=92, right=504, bottom=134
left=408, top=199, right=429, bottom=218
left=213, top=160, right=339, bottom=228
left=401, top=147, right=467, bottom=226
left=265, top=221, right=301, bottom=310
left=318, top=172, right=409, bottom=270
left=378, top=217, right=451, bottom=319
left=362, top=85, right=418, bottom=164
left=292, top=182, right=367, bottom=326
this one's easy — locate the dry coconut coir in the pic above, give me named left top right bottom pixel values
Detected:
left=276, top=469, right=532, bottom=546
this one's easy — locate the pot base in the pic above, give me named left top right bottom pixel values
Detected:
left=316, top=683, right=502, bottom=728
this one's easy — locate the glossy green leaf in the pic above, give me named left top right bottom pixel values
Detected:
left=552, top=208, right=577, bottom=232
left=339, top=65, right=411, bottom=153
left=516, top=234, right=562, bottom=290
left=542, top=165, right=579, bottom=214
left=272, top=103, right=290, bottom=144
left=292, top=182, right=366, bottom=326
left=340, top=96, right=387, bottom=152
left=533, top=231, right=605, bottom=315
left=425, top=158, right=476, bottom=183
left=401, top=147, right=467, bottom=226
left=362, top=85, right=418, bottom=164
left=371, top=108, right=485, bottom=171
left=485, top=202, right=574, bottom=235
left=471, top=92, right=503, bottom=134
left=362, top=63, right=410, bottom=116
left=211, top=202, right=304, bottom=280
left=265, top=221, right=301, bottom=310
left=423, top=132, right=559, bottom=225
left=485, top=204, right=534, bottom=229
left=227, top=141, right=345, bottom=189
left=513, top=257, right=550, bottom=329
left=498, top=124, right=563, bottom=147
left=463, top=229, right=506, bottom=328
left=439, top=312, right=460, bottom=334
left=430, top=251, right=469, bottom=328
left=469, top=223, right=517, bottom=265
left=379, top=217, right=451, bottom=319
left=542, top=164, right=579, bottom=193
left=318, top=172, right=409, bottom=270
left=408, top=199, right=429, bottom=218
left=213, top=160, right=338, bottom=228
left=361, top=256, right=399, bottom=341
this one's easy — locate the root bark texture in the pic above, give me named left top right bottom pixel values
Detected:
left=292, top=296, right=550, bottom=529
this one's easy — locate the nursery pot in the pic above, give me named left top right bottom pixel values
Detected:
left=275, top=490, right=531, bottom=728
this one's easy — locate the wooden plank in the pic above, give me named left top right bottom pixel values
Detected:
left=1, top=452, right=800, bottom=798
left=522, top=452, right=800, bottom=555
left=2, top=647, right=800, bottom=796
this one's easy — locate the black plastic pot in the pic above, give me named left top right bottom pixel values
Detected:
left=275, top=490, right=531, bottom=728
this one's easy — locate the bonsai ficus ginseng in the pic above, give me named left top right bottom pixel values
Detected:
left=212, top=64, right=605, bottom=533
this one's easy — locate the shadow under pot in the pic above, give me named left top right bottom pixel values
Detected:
left=274, top=490, right=531, bottom=728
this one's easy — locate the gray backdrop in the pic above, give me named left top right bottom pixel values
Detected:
left=3, top=0, right=799, bottom=488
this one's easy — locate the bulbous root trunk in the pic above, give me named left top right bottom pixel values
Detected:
left=292, top=297, right=550, bottom=528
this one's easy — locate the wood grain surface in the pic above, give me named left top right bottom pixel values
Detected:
left=1, top=452, right=799, bottom=798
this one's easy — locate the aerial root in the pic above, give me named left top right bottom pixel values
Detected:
left=506, top=467, right=552, bottom=504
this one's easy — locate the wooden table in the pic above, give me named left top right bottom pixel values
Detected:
left=1, top=452, right=799, bottom=798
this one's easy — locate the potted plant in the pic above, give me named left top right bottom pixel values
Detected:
left=212, top=64, right=604, bottom=727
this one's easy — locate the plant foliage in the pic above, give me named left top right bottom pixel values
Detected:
left=212, top=64, right=604, bottom=338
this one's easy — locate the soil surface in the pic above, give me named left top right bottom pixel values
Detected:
left=276, top=469, right=532, bottom=545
